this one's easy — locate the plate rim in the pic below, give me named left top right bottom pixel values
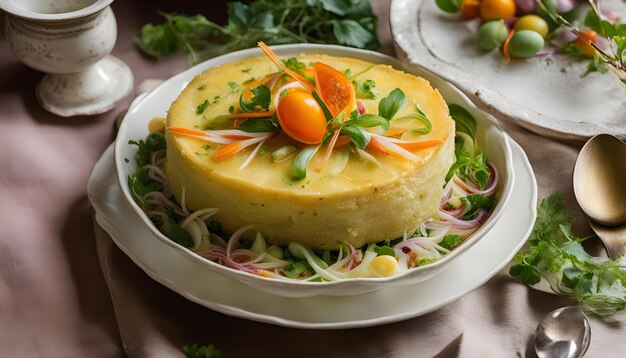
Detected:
left=88, top=138, right=537, bottom=329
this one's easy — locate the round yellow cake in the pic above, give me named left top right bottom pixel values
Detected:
left=165, top=55, right=455, bottom=249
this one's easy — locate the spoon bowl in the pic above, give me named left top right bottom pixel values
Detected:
left=535, top=306, right=591, bottom=358
left=573, top=134, right=626, bottom=259
left=573, top=134, right=626, bottom=226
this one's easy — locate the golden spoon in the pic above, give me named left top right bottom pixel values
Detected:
left=573, top=134, right=626, bottom=259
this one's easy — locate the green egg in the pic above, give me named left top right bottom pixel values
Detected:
left=477, top=20, right=509, bottom=51
left=508, top=30, right=545, bottom=58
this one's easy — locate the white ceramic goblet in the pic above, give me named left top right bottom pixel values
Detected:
left=1, top=0, right=133, bottom=117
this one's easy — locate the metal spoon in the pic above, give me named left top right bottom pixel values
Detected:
left=535, top=306, right=591, bottom=358
left=573, top=134, right=626, bottom=259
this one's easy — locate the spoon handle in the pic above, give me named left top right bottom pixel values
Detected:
left=589, top=220, right=626, bottom=260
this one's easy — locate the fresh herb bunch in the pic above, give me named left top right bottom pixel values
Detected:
left=137, top=0, right=380, bottom=65
left=510, top=193, right=626, bottom=317
left=539, top=0, right=626, bottom=82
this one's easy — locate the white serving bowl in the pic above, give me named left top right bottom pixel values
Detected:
left=114, top=44, right=514, bottom=298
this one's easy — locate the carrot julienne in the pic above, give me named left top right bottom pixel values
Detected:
left=258, top=41, right=315, bottom=93
left=385, top=127, right=407, bottom=137
left=503, top=29, right=515, bottom=63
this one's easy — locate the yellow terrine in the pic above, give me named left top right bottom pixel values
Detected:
left=165, top=54, right=455, bottom=249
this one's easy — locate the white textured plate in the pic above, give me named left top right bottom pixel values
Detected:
left=89, top=139, right=535, bottom=329
left=113, top=44, right=514, bottom=297
left=391, top=0, right=626, bottom=141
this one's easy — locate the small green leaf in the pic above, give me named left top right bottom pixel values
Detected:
left=341, top=125, right=370, bottom=149
left=439, top=234, right=462, bottom=250
left=239, top=84, right=271, bottom=112
left=332, top=19, right=379, bottom=49
left=291, top=147, right=318, bottom=181
left=582, top=56, right=609, bottom=77
left=196, top=100, right=210, bottom=115
left=165, top=220, right=195, bottom=249
left=461, top=194, right=494, bottom=220
left=448, top=104, right=476, bottom=137
left=395, top=104, right=432, bottom=134
left=353, top=79, right=376, bottom=99
left=237, top=117, right=279, bottom=133
left=509, top=264, right=542, bottom=285
left=378, top=88, right=407, bottom=120
left=345, top=114, right=389, bottom=131
left=417, top=257, right=438, bottom=266
left=283, top=262, right=309, bottom=278
left=375, top=246, right=396, bottom=257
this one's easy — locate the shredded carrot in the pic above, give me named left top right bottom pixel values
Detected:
left=168, top=127, right=210, bottom=137
left=258, top=42, right=315, bottom=92
left=334, top=135, right=351, bottom=147
left=367, top=137, right=391, bottom=156
left=213, top=141, right=246, bottom=160
left=503, top=29, right=515, bottom=63
left=385, top=128, right=406, bottom=137
left=394, top=139, right=442, bottom=150
left=227, top=111, right=273, bottom=119
left=368, top=137, right=442, bottom=158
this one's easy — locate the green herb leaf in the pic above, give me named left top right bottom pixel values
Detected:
left=439, top=234, right=462, bottom=250
left=237, top=117, right=280, bottom=133
left=196, top=100, right=210, bottom=115
left=353, top=79, right=376, bottom=99
left=583, top=55, right=609, bottom=77
left=378, top=88, right=407, bottom=120
left=417, top=257, right=438, bottom=266
left=291, top=147, right=318, bottom=181
left=164, top=220, right=195, bottom=249
left=461, top=194, right=494, bottom=220
left=129, top=133, right=166, bottom=167
left=239, top=84, right=271, bottom=112
left=509, top=264, right=542, bottom=285
left=448, top=104, right=476, bottom=137
left=283, top=261, right=309, bottom=278
left=341, top=125, right=370, bottom=149
left=182, top=343, right=224, bottom=358
left=333, top=19, right=379, bottom=49
left=375, top=246, right=396, bottom=257
left=345, top=114, right=389, bottom=131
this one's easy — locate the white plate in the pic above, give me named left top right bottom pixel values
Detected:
left=113, top=44, right=515, bottom=297
left=391, top=0, right=626, bottom=141
left=88, top=139, right=536, bottom=329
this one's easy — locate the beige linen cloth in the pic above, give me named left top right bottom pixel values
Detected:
left=1, top=1, right=624, bottom=357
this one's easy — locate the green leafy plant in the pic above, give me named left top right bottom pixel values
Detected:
left=510, top=193, right=626, bottom=317
left=137, top=0, right=380, bottom=65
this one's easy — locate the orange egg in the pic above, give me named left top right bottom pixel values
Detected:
left=479, top=0, right=516, bottom=21
left=575, top=29, right=597, bottom=58
left=277, top=92, right=328, bottom=144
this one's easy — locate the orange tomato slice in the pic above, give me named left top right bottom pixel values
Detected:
left=314, top=62, right=356, bottom=117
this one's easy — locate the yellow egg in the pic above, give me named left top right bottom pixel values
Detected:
left=370, top=255, right=399, bottom=277
left=514, top=15, right=549, bottom=38
left=149, top=117, right=166, bottom=134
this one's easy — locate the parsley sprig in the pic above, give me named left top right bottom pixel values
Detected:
left=510, top=193, right=626, bottom=317
left=137, top=0, right=380, bottom=66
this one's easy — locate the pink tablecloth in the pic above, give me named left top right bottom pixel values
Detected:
left=1, top=1, right=624, bottom=357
